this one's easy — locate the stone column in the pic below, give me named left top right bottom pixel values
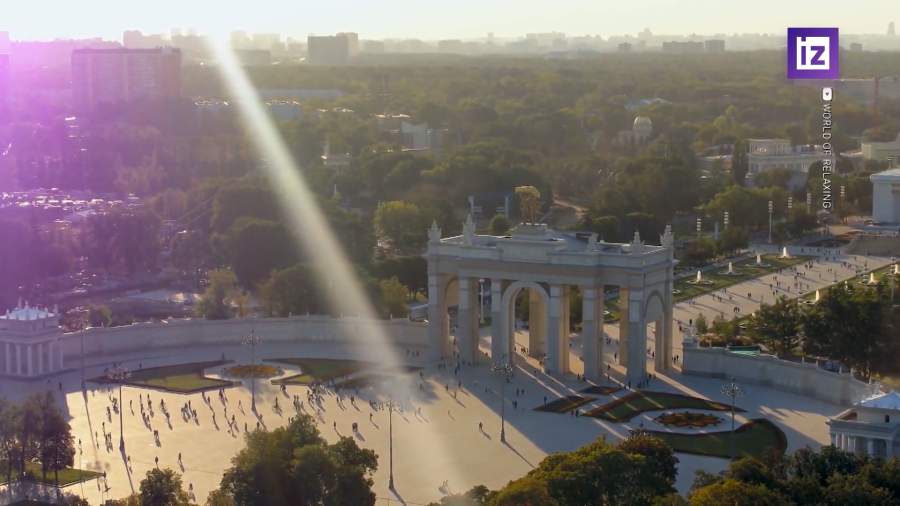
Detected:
left=489, top=279, right=505, bottom=362
left=626, top=289, right=647, bottom=387
left=830, top=432, right=837, bottom=447
left=56, top=340, right=64, bottom=371
left=4, top=342, right=10, bottom=375
left=545, top=284, right=567, bottom=374
left=528, top=289, right=547, bottom=358
left=26, top=344, right=33, bottom=377
left=15, top=344, right=21, bottom=376
left=427, top=274, right=450, bottom=360
left=560, top=286, right=571, bottom=373
left=581, top=287, right=604, bottom=381
left=868, top=438, right=877, bottom=457
left=38, top=342, right=44, bottom=375
left=457, top=277, right=479, bottom=363
left=618, top=287, right=629, bottom=366
left=886, top=439, right=894, bottom=458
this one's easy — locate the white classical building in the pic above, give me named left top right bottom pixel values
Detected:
left=747, top=139, right=828, bottom=187
left=861, top=134, right=900, bottom=162
left=827, top=391, right=900, bottom=458
left=425, top=218, right=675, bottom=386
left=871, top=168, right=900, bottom=223
left=0, top=301, right=66, bottom=378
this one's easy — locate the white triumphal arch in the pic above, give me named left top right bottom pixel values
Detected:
left=425, top=217, right=675, bottom=386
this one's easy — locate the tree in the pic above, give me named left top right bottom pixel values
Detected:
left=374, top=201, right=430, bottom=254
left=489, top=214, right=511, bottom=235
left=618, top=433, right=679, bottom=490
left=732, top=139, right=748, bottom=186
left=195, top=269, right=239, bottom=320
left=515, top=186, right=542, bottom=224
left=695, top=314, right=708, bottom=335
left=216, top=415, right=377, bottom=506
left=689, top=479, right=790, bottom=506
left=801, top=285, right=894, bottom=379
left=38, top=399, right=75, bottom=485
left=0, top=398, right=19, bottom=483
left=221, top=218, right=296, bottom=288
left=82, top=209, right=162, bottom=274
left=749, top=297, right=803, bottom=356
left=259, top=264, right=320, bottom=317
left=379, top=276, right=410, bottom=318
left=138, top=468, right=192, bottom=506
left=489, top=477, right=557, bottom=506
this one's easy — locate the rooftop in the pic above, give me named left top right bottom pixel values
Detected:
left=870, top=168, right=900, bottom=180
left=858, top=391, right=900, bottom=411
left=0, top=301, right=58, bottom=321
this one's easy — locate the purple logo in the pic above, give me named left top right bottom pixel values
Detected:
left=787, top=28, right=839, bottom=79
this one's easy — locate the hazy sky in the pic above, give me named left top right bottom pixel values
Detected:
left=5, top=0, right=898, bottom=41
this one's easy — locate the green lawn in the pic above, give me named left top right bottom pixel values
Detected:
left=534, top=395, right=594, bottom=413
left=0, top=461, right=100, bottom=487
left=91, top=360, right=234, bottom=394
left=648, top=418, right=788, bottom=459
left=267, top=358, right=374, bottom=385
left=584, top=391, right=741, bottom=423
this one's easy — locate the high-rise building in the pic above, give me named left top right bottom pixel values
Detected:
left=0, top=53, right=9, bottom=121
left=307, top=34, right=350, bottom=65
left=71, top=47, right=181, bottom=110
left=336, top=32, right=359, bottom=57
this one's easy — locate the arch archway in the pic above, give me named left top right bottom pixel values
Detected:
left=498, top=280, right=550, bottom=364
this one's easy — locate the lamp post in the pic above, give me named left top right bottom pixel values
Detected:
left=787, top=195, right=793, bottom=212
left=241, top=329, right=261, bottom=412
left=720, top=378, right=743, bottom=460
left=767, top=200, right=774, bottom=244
left=491, top=357, right=513, bottom=443
left=106, top=365, right=130, bottom=452
left=385, top=398, right=397, bottom=491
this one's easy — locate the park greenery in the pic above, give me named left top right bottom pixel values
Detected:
left=5, top=50, right=900, bottom=316
left=0, top=393, right=85, bottom=487
left=708, top=274, right=900, bottom=380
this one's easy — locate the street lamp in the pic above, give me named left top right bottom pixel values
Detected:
left=767, top=200, right=774, bottom=244
left=787, top=195, right=793, bottom=212
left=491, top=357, right=514, bottom=443
left=241, top=329, right=261, bottom=412
left=720, top=378, right=743, bottom=460
left=106, top=365, right=130, bottom=452
left=385, top=398, right=397, bottom=491
left=723, top=211, right=729, bottom=229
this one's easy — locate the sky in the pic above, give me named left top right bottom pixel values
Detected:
left=3, top=0, right=898, bottom=42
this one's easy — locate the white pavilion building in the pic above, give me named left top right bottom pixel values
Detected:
left=0, top=300, right=66, bottom=378
left=827, top=391, right=900, bottom=458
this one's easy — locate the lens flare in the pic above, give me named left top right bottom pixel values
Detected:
left=205, top=37, right=465, bottom=495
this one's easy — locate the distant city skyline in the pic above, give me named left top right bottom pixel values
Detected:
left=3, top=0, right=899, bottom=42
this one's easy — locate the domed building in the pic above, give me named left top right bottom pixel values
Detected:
left=633, top=116, right=653, bottom=140
left=617, top=115, right=654, bottom=146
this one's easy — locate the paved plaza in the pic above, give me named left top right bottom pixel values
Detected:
left=0, top=246, right=894, bottom=505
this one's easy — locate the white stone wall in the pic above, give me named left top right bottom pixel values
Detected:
left=872, top=179, right=899, bottom=223
left=60, top=316, right=428, bottom=360
left=683, top=347, right=878, bottom=406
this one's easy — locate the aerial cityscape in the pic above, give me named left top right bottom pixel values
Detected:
left=1, top=3, right=900, bottom=505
